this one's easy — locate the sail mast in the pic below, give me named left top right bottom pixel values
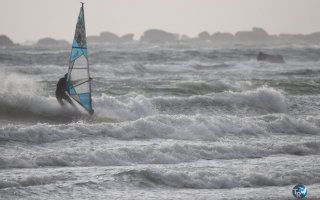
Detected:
left=81, top=3, right=93, bottom=114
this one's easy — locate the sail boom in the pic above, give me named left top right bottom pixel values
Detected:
left=72, top=46, right=87, bottom=49
left=70, top=79, right=91, bottom=88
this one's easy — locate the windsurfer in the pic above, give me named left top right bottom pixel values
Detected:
left=56, top=73, right=74, bottom=106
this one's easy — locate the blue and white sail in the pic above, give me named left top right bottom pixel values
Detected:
left=66, top=3, right=94, bottom=114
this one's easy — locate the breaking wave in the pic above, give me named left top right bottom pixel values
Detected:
left=153, top=87, right=287, bottom=114
left=0, top=139, right=319, bottom=169
left=0, top=72, right=288, bottom=123
left=0, top=175, right=68, bottom=189
left=1, top=113, right=319, bottom=144
left=115, top=166, right=320, bottom=189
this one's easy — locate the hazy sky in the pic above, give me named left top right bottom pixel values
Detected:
left=1, top=0, right=320, bottom=43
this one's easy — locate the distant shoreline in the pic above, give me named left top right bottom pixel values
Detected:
left=2, top=27, right=320, bottom=46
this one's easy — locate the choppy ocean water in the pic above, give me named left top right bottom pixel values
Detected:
left=0, top=43, right=319, bottom=199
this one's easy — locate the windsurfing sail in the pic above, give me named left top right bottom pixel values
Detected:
left=66, top=3, right=94, bottom=115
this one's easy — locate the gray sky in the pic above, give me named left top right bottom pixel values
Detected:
left=1, top=0, right=320, bottom=43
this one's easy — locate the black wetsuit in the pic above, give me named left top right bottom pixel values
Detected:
left=56, top=77, right=74, bottom=105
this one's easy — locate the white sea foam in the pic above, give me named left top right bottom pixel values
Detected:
left=93, top=93, right=155, bottom=121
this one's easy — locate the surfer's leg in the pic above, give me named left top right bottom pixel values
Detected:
left=56, top=92, right=65, bottom=106
left=57, top=97, right=64, bottom=106
left=62, top=93, right=74, bottom=105
left=62, top=93, right=78, bottom=110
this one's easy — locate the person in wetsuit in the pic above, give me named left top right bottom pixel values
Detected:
left=56, top=73, right=74, bottom=106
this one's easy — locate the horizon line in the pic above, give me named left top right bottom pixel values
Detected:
left=2, top=27, right=320, bottom=44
